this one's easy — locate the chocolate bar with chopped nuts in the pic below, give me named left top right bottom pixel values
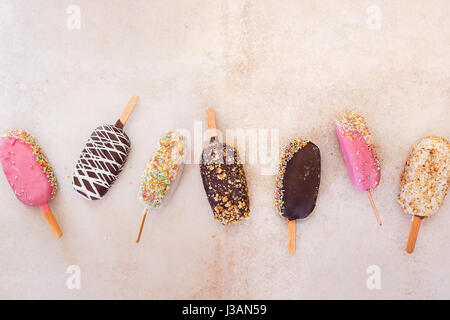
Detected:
left=200, top=137, right=250, bottom=225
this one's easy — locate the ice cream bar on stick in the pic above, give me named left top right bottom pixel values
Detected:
left=136, top=131, right=186, bottom=242
left=334, top=111, right=382, bottom=225
left=200, top=108, right=250, bottom=225
left=72, top=96, right=139, bottom=200
left=0, top=129, right=62, bottom=238
left=398, top=136, right=450, bottom=254
left=275, top=139, right=321, bottom=255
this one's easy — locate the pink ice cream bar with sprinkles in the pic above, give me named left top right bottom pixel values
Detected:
left=0, top=129, right=62, bottom=238
left=334, top=111, right=382, bottom=225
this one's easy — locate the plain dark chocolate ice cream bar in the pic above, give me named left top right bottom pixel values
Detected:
left=72, top=96, right=139, bottom=200
left=275, top=139, right=321, bottom=254
left=200, top=109, right=250, bottom=225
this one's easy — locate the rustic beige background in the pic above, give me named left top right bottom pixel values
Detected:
left=0, top=0, right=449, bottom=299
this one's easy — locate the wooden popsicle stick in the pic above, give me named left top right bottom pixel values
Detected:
left=367, top=190, right=382, bottom=226
left=288, top=219, right=296, bottom=255
left=39, top=204, right=62, bottom=238
left=406, top=215, right=423, bottom=254
left=206, top=108, right=218, bottom=138
left=136, top=208, right=148, bottom=243
left=118, top=96, right=139, bottom=127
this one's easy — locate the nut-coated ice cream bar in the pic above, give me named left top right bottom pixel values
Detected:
left=399, top=136, right=450, bottom=253
left=200, top=109, right=250, bottom=225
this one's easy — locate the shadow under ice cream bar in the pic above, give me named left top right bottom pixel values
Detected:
left=398, top=136, right=450, bottom=254
left=0, top=129, right=62, bottom=238
left=200, top=108, right=250, bottom=225
left=136, top=131, right=186, bottom=243
left=275, top=139, right=321, bottom=255
left=72, top=96, right=139, bottom=200
left=334, top=111, right=382, bottom=225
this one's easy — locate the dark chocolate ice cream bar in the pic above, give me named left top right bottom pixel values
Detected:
left=72, top=96, right=138, bottom=200
left=275, top=139, right=321, bottom=254
left=200, top=109, right=250, bottom=225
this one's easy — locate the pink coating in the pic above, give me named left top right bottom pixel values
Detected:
left=334, top=122, right=380, bottom=191
left=0, top=136, right=54, bottom=206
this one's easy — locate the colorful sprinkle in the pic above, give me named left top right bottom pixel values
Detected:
left=138, top=131, right=186, bottom=209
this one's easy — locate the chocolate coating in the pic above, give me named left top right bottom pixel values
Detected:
left=282, top=141, right=321, bottom=220
left=72, top=124, right=130, bottom=200
left=200, top=138, right=250, bottom=225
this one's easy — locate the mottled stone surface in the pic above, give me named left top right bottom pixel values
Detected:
left=0, top=0, right=449, bottom=299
